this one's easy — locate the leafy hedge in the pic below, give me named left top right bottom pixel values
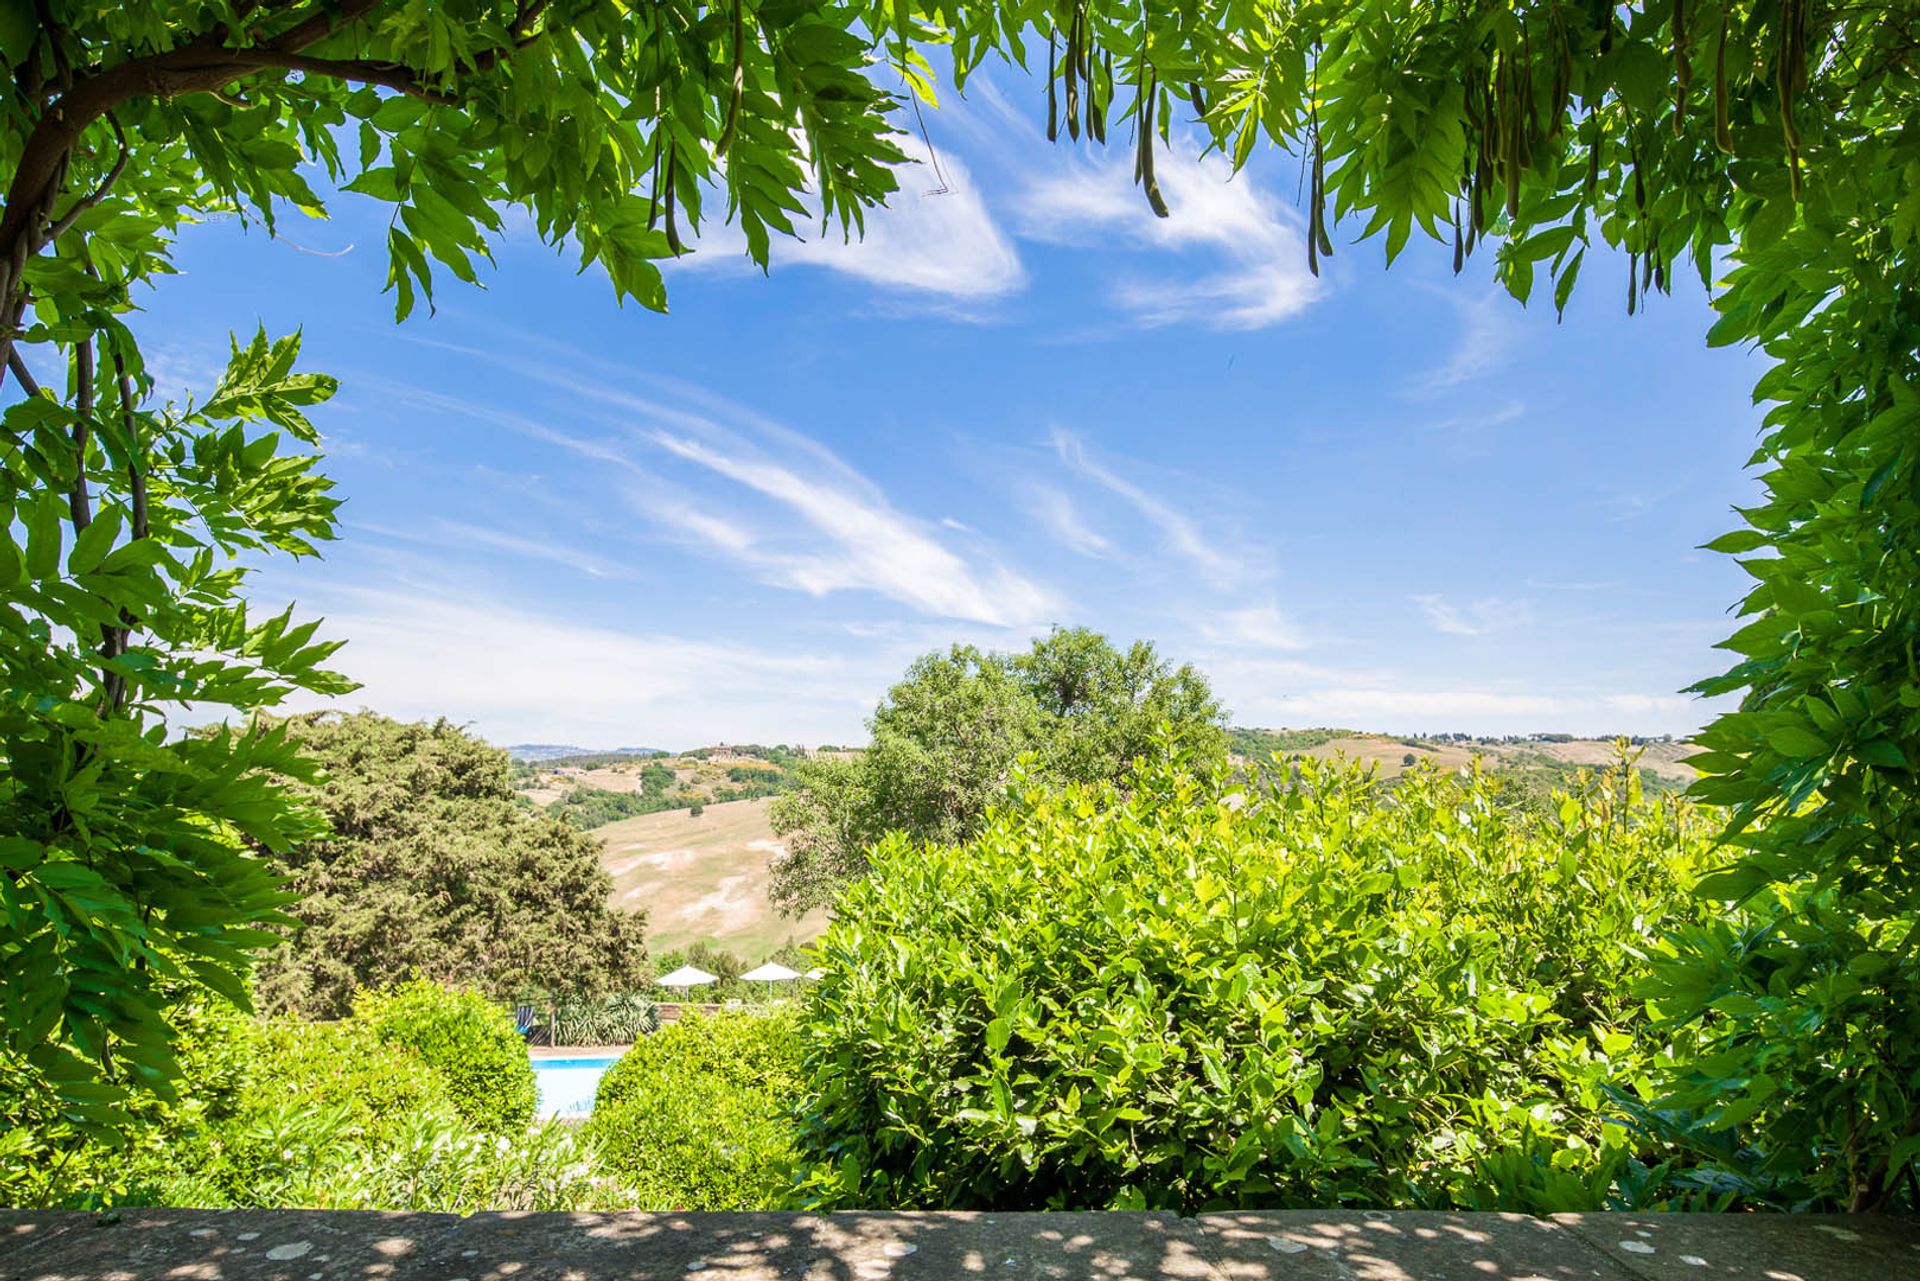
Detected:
left=355, top=979, right=537, bottom=1133
left=1, top=992, right=601, bottom=1212
left=587, top=1010, right=802, bottom=1209
left=795, top=754, right=1717, bottom=1211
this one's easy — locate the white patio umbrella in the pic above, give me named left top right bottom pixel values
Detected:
left=740, top=961, right=801, bottom=1000
left=803, top=968, right=825, bottom=981
left=655, top=964, right=718, bottom=990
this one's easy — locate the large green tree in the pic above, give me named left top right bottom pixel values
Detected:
left=252, top=713, right=648, bottom=1018
left=1, top=0, right=1914, bottom=1207
left=768, top=627, right=1226, bottom=910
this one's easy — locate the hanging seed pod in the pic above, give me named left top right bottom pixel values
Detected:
left=663, top=147, right=684, bottom=255
left=1642, top=239, right=1654, bottom=292
left=1189, top=83, right=1205, bottom=117
left=1673, top=0, right=1691, bottom=138
left=1713, top=14, right=1733, bottom=154
left=716, top=0, right=746, bottom=156
left=1139, top=72, right=1169, bottom=217
left=1548, top=13, right=1571, bottom=135
left=1655, top=251, right=1667, bottom=294
left=1047, top=28, right=1059, bottom=141
left=1585, top=125, right=1603, bottom=196
left=1080, top=16, right=1093, bottom=94
left=1083, top=29, right=1098, bottom=140
left=1452, top=205, right=1464, bottom=275
left=1313, top=139, right=1333, bottom=259
left=1778, top=0, right=1804, bottom=199
left=1473, top=151, right=1489, bottom=233
left=645, top=133, right=664, bottom=230
left=1518, top=29, right=1537, bottom=166
left=1094, top=49, right=1112, bottom=142
left=1628, top=251, right=1639, bottom=315
left=1505, top=121, right=1522, bottom=219
left=1065, top=8, right=1081, bottom=141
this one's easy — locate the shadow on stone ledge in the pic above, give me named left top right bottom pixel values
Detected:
left=1, top=1206, right=1915, bottom=1281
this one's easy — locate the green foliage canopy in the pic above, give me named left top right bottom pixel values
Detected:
left=253, top=713, right=649, bottom=1018
left=768, top=627, right=1226, bottom=911
left=0, top=0, right=910, bottom=1129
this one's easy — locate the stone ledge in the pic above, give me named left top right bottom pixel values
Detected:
left=0, top=1208, right=1914, bottom=1281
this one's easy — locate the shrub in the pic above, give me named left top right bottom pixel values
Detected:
left=587, top=1009, right=802, bottom=1209
left=249, top=1018, right=453, bottom=1139
left=795, top=753, right=1717, bottom=1211
left=549, top=992, right=661, bottom=1045
left=1, top=1005, right=608, bottom=1213
left=354, top=979, right=537, bottom=1133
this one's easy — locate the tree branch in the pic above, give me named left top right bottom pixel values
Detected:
left=244, top=50, right=456, bottom=103
left=39, top=114, right=128, bottom=251
left=6, top=348, right=41, bottom=396
left=107, top=347, right=147, bottom=715
left=69, top=337, right=93, bottom=535
left=0, top=0, right=540, bottom=373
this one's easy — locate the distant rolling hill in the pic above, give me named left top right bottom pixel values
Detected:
left=506, top=743, right=595, bottom=762
left=1230, top=727, right=1696, bottom=787
left=507, top=744, right=667, bottom=763
left=594, top=797, right=828, bottom=961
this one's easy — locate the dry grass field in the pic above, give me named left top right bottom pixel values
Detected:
left=594, top=797, right=828, bottom=959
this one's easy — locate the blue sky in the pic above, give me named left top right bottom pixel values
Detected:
left=132, top=75, right=1763, bottom=749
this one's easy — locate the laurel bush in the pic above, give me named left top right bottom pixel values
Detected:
left=794, top=751, right=1717, bottom=1211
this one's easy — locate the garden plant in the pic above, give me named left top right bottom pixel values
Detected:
left=0, top=0, right=1914, bottom=1210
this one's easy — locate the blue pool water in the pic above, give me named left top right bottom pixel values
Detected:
left=532, top=1054, right=621, bottom=1119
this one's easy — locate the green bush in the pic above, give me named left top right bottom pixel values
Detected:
left=354, top=979, right=537, bottom=1133
left=1, top=1004, right=607, bottom=1212
left=586, top=1009, right=802, bottom=1209
left=795, top=753, right=1717, bottom=1211
left=249, top=1018, right=453, bottom=1140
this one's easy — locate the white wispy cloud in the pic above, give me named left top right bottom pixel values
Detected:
left=1050, top=427, right=1250, bottom=588
left=1406, top=289, right=1514, bottom=397
left=1009, top=123, right=1320, bottom=330
left=1026, top=483, right=1113, bottom=557
left=1426, top=399, right=1528, bottom=433
left=1200, top=602, right=1310, bottom=652
left=374, top=356, right=1059, bottom=628
left=671, top=135, right=1025, bottom=304
left=349, top=522, right=633, bottom=580
left=1411, top=593, right=1533, bottom=637
left=641, top=426, right=1058, bottom=626
left=273, top=584, right=879, bottom=747
left=428, top=520, right=629, bottom=579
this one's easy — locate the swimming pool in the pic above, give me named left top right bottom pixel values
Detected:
left=532, top=1054, right=621, bottom=1119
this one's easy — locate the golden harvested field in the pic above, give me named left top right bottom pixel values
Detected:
left=594, top=797, right=828, bottom=960
left=1277, top=733, right=1697, bottom=784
